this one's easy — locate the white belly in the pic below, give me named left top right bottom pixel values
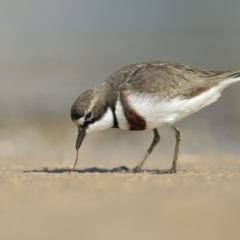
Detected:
left=127, top=78, right=237, bottom=129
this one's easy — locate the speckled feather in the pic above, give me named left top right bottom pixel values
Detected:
left=105, top=61, right=234, bottom=99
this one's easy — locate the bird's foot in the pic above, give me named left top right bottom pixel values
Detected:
left=132, top=166, right=142, bottom=173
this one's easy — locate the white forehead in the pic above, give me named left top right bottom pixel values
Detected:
left=77, top=117, right=85, bottom=125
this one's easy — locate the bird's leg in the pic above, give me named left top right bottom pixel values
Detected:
left=132, top=128, right=160, bottom=173
left=163, top=124, right=181, bottom=174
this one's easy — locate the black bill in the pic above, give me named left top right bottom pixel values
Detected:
left=76, top=128, right=86, bottom=150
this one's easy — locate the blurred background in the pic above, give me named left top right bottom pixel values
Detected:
left=1, top=0, right=240, bottom=170
left=1, top=2, right=240, bottom=240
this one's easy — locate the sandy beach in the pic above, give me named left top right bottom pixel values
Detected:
left=1, top=167, right=240, bottom=240
left=0, top=119, right=240, bottom=240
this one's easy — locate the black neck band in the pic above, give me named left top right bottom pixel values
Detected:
left=111, top=107, right=119, bottom=128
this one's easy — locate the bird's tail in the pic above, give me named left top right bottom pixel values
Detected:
left=213, top=69, right=240, bottom=88
left=219, top=69, right=240, bottom=80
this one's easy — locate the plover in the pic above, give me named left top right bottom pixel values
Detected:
left=71, top=61, right=240, bottom=173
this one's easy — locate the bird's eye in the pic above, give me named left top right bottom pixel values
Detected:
left=85, top=111, right=92, bottom=120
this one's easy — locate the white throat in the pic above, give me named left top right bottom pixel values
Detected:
left=86, top=107, right=114, bottom=134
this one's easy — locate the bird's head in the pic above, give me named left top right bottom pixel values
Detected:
left=71, top=86, right=114, bottom=150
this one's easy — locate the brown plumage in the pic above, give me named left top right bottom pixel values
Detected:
left=105, top=61, right=239, bottom=99
left=70, top=61, right=240, bottom=173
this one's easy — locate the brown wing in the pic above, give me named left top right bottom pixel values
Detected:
left=106, top=61, right=225, bottom=99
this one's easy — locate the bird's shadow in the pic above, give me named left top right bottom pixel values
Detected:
left=24, top=166, right=174, bottom=174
